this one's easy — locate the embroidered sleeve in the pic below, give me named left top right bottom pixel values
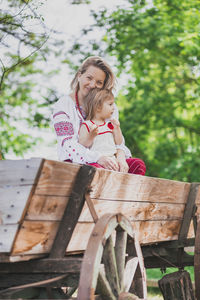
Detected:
left=52, top=101, right=101, bottom=163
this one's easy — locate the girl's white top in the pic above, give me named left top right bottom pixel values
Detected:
left=52, top=95, right=131, bottom=164
left=81, top=120, right=117, bottom=157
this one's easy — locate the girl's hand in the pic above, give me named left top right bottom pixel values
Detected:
left=110, top=118, right=120, bottom=128
left=90, top=124, right=98, bottom=137
left=97, top=156, right=119, bottom=171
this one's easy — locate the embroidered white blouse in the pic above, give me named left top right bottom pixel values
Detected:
left=52, top=95, right=131, bottom=163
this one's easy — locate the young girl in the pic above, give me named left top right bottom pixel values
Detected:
left=79, top=88, right=146, bottom=174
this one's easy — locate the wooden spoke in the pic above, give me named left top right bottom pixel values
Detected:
left=77, top=213, right=147, bottom=300
left=102, top=236, right=120, bottom=297
left=115, top=230, right=127, bottom=291
left=96, top=269, right=116, bottom=300
left=124, top=257, right=139, bottom=292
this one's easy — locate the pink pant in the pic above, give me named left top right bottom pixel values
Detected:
left=87, top=158, right=146, bottom=175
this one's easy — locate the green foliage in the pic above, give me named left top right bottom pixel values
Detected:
left=0, top=0, right=63, bottom=158
left=69, top=0, right=200, bottom=181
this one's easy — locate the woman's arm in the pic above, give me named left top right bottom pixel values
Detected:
left=52, top=98, right=101, bottom=163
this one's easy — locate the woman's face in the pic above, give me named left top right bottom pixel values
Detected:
left=78, top=65, right=106, bottom=97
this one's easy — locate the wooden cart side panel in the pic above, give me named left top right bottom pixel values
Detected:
left=90, top=169, right=191, bottom=204
left=67, top=220, right=194, bottom=253
left=0, top=225, right=18, bottom=253
left=25, top=195, right=70, bottom=221
left=66, top=169, right=193, bottom=253
left=78, top=199, right=186, bottom=223
left=11, top=220, right=60, bottom=255
left=10, top=161, right=91, bottom=259
left=34, top=160, right=81, bottom=196
left=10, top=160, right=81, bottom=257
left=0, top=158, right=43, bottom=187
left=0, top=158, right=44, bottom=255
left=0, top=186, right=34, bottom=225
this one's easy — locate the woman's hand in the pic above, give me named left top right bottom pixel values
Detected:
left=116, top=149, right=129, bottom=173
left=97, top=156, right=119, bottom=171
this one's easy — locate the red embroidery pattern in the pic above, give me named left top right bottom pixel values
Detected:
left=54, top=121, right=74, bottom=136
left=53, top=111, right=70, bottom=119
left=62, top=136, right=72, bottom=146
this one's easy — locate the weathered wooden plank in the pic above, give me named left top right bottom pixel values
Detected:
left=66, top=222, right=95, bottom=253
left=0, top=224, right=18, bottom=252
left=0, top=273, right=79, bottom=289
left=0, top=158, right=43, bottom=186
left=90, top=169, right=191, bottom=204
left=1, top=254, right=45, bottom=262
left=34, top=160, right=81, bottom=196
left=11, top=220, right=60, bottom=255
left=67, top=220, right=195, bottom=253
left=194, top=184, right=200, bottom=203
left=0, top=257, right=82, bottom=273
left=78, top=199, right=185, bottom=223
left=25, top=195, right=69, bottom=221
left=0, top=185, right=33, bottom=225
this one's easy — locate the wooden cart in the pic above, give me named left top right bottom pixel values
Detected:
left=0, top=158, right=199, bottom=299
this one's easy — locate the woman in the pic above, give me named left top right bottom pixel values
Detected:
left=52, top=56, right=146, bottom=174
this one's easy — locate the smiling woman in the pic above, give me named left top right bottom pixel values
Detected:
left=52, top=56, right=146, bottom=174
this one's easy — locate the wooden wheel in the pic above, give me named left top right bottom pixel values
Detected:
left=77, top=213, right=147, bottom=300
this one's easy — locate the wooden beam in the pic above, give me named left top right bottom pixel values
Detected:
left=49, top=164, right=96, bottom=258
left=0, top=257, right=82, bottom=273
left=178, top=183, right=200, bottom=243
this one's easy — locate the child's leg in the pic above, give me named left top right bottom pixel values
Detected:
left=126, top=158, right=146, bottom=175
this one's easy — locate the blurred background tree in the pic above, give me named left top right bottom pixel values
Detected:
left=0, top=0, right=63, bottom=158
left=68, top=0, right=200, bottom=181
left=1, top=0, right=200, bottom=182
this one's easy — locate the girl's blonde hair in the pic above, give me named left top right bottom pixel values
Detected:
left=70, top=56, right=116, bottom=92
left=84, top=88, right=114, bottom=120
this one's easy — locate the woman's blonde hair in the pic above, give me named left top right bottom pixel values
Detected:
left=84, top=88, right=114, bottom=120
left=70, top=56, right=116, bottom=92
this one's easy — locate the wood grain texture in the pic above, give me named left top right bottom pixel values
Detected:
left=0, top=186, right=33, bottom=225
left=0, top=224, right=18, bottom=252
left=78, top=199, right=185, bottom=223
left=90, top=169, right=191, bottom=204
left=12, top=220, right=59, bottom=255
left=195, top=185, right=200, bottom=204
left=26, top=195, right=69, bottom=221
left=67, top=220, right=195, bottom=253
left=34, top=160, right=81, bottom=196
left=0, top=158, right=43, bottom=186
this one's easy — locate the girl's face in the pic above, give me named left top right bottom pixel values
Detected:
left=78, top=65, right=106, bottom=97
left=98, top=97, right=115, bottom=120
